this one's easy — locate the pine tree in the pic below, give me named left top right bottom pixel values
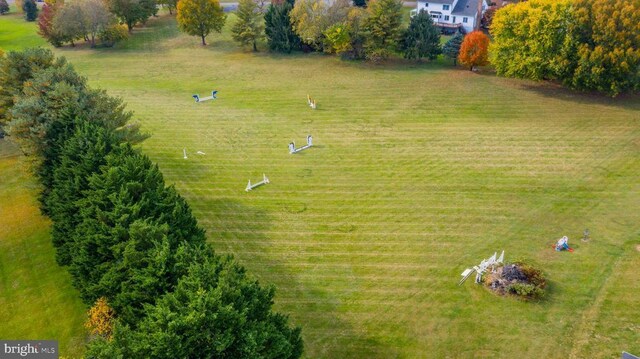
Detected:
left=0, top=48, right=58, bottom=123
left=0, top=0, right=10, bottom=15
left=67, top=146, right=207, bottom=321
left=264, top=1, right=300, bottom=53
left=46, top=121, right=118, bottom=266
left=23, top=0, right=38, bottom=21
left=231, top=0, right=264, bottom=51
left=401, top=9, right=441, bottom=61
left=86, top=255, right=304, bottom=359
left=442, top=32, right=464, bottom=65
left=352, top=0, right=366, bottom=7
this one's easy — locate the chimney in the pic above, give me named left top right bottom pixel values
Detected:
left=476, top=0, right=483, bottom=30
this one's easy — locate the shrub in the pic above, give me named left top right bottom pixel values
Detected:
left=507, top=282, right=544, bottom=299
left=99, top=24, right=129, bottom=47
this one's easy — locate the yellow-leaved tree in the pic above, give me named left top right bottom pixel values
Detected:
left=177, top=0, right=226, bottom=45
left=85, top=297, right=116, bottom=340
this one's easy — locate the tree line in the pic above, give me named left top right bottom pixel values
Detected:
left=490, top=0, right=639, bottom=96
left=0, top=48, right=303, bottom=358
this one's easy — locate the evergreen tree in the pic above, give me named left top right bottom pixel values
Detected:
left=23, top=0, right=38, bottom=21
left=0, top=48, right=58, bottom=123
left=86, top=254, right=304, bottom=359
left=362, top=0, right=402, bottom=61
left=67, top=146, right=206, bottom=322
left=352, top=0, right=365, bottom=7
left=442, top=32, right=464, bottom=65
left=46, top=121, right=119, bottom=266
left=231, top=0, right=264, bottom=51
left=0, top=0, right=10, bottom=15
left=264, top=1, right=300, bottom=53
left=401, top=9, right=440, bottom=61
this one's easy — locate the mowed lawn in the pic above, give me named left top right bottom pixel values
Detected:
left=3, top=13, right=640, bottom=358
left=0, top=141, right=87, bottom=358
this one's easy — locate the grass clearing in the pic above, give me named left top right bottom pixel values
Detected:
left=1, top=12, right=639, bottom=358
left=0, top=8, right=47, bottom=51
left=0, top=140, right=87, bottom=358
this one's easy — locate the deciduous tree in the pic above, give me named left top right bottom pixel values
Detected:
left=99, top=23, right=129, bottom=47
left=290, top=0, right=350, bottom=50
left=157, top=0, right=178, bottom=14
left=37, top=3, right=64, bottom=46
left=107, top=0, right=157, bottom=32
left=53, top=1, right=88, bottom=46
left=85, top=297, right=116, bottom=339
left=363, top=0, right=402, bottom=61
left=560, top=0, right=640, bottom=96
left=489, top=0, right=572, bottom=80
left=401, top=9, right=440, bottom=61
left=232, top=0, right=264, bottom=51
left=458, top=30, right=489, bottom=70
left=176, top=0, right=226, bottom=45
left=81, top=0, right=115, bottom=47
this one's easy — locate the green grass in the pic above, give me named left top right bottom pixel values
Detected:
left=0, top=141, right=87, bottom=358
left=0, top=8, right=47, bottom=51
left=2, top=12, right=640, bottom=358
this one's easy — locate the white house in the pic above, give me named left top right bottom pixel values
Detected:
left=411, top=0, right=488, bottom=33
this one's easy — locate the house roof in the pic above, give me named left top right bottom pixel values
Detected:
left=452, top=0, right=480, bottom=16
left=418, top=0, right=456, bottom=5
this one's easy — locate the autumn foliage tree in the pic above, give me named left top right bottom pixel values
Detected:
left=490, top=0, right=572, bottom=80
left=362, top=0, right=403, bottom=61
left=458, top=30, right=489, bottom=71
left=177, top=0, right=226, bottom=45
left=560, top=0, right=640, bottom=96
left=85, top=297, right=116, bottom=339
left=38, top=3, right=64, bottom=46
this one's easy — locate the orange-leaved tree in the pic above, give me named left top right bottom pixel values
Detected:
left=85, top=297, right=116, bottom=340
left=458, top=30, right=490, bottom=71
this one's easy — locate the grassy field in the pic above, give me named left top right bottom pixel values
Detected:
left=2, top=12, right=640, bottom=358
left=0, top=9, right=48, bottom=51
left=0, top=141, right=87, bottom=358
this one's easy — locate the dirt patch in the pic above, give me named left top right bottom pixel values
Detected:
left=636, top=244, right=640, bottom=252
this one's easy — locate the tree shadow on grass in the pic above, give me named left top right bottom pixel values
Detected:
left=513, top=81, right=640, bottom=111
left=200, top=198, right=399, bottom=358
